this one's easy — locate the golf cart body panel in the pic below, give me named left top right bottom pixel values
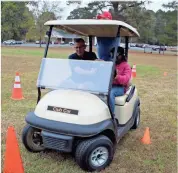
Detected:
left=44, top=19, right=140, bottom=37
left=35, top=89, right=111, bottom=125
left=115, top=86, right=138, bottom=124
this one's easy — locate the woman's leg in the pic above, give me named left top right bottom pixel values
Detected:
left=109, top=86, right=124, bottom=114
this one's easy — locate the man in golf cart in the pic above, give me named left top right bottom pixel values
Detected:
left=68, top=38, right=97, bottom=60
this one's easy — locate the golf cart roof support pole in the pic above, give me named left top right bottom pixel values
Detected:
left=44, top=25, right=53, bottom=58
left=125, top=36, right=129, bottom=61
left=37, top=87, right=41, bottom=104
left=89, top=35, right=92, bottom=52
left=107, top=26, right=122, bottom=120
left=37, top=25, right=53, bottom=104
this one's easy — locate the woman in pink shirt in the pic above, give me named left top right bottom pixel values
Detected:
left=109, top=47, right=132, bottom=115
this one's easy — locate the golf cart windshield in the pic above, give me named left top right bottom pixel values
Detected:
left=37, top=58, right=113, bottom=94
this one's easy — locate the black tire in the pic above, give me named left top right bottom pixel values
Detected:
left=71, top=139, right=82, bottom=157
left=75, top=135, right=114, bottom=172
left=22, top=124, right=45, bottom=152
left=131, top=106, right=140, bottom=129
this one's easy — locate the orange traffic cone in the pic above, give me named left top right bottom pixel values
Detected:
left=141, top=127, right=151, bottom=144
left=3, top=126, right=24, bottom=173
left=11, top=72, right=24, bottom=100
left=132, top=64, right=136, bottom=78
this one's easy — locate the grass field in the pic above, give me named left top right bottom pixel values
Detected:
left=1, top=46, right=177, bottom=173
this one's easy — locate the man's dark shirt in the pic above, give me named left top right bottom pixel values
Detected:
left=68, top=51, right=97, bottom=60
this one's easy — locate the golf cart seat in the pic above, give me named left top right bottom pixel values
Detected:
left=115, top=85, right=135, bottom=106
left=115, top=77, right=134, bottom=106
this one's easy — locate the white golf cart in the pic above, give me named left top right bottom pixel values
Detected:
left=22, top=19, right=140, bottom=172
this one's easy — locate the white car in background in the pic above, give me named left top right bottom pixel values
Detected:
left=3, top=40, right=16, bottom=45
left=69, top=41, right=74, bottom=46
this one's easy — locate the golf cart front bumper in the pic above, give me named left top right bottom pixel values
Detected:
left=41, top=130, right=73, bottom=152
left=25, top=112, right=114, bottom=152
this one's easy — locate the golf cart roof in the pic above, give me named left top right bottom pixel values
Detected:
left=44, top=19, right=140, bottom=37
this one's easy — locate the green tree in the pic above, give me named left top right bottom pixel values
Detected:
left=37, top=12, right=56, bottom=46
left=161, top=1, right=177, bottom=45
left=27, top=1, right=62, bottom=47
left=67, top=1, right=152, bottom=20
left=67, top=2, right=102, bottom=19
left=154, top=10, right=167, bottom=44
left=154, top=7, right=177, bottom=46
left=1, top=2, right=34, bottom=41
left=163, top=11, right=177, bottom=45
left=108, top=1, right=152, bottom=21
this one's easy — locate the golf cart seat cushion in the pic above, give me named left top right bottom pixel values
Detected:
left=115, top=86, right=132, bottom=106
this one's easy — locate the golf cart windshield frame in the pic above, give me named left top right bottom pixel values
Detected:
left=37, top=24, right=129, bottom=119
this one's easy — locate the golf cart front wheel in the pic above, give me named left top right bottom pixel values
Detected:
left=131, top=106, right=140, bottom=129
left=75, top=135, right=114, bottom=172
left=22, top=124, right=45, bottom=152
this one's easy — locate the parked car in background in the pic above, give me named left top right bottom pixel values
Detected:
left=3, top=40, right=16, bottom=45
left=69, top=41, right=74, bottom=46
left=41, top=41, right=46, bottom=44
left=35, top=41, right=51, bottom=44
left=15, top=41, right=23, bottom=44
left=85, top=42, right=97, bottom=46
left=152, top=45, right=166, bottom=51
left=142, top=44, right=150, bottom=48
left=60, top=41, right=65, bottom=44
left=135, top=43, right=144, bottom=48
left=54, top=41, right=59, bottom=44
left=130, top=43, right=136, bottom=47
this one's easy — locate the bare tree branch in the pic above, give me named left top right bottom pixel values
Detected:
left=97, top=4, right=104, bottom=13
left=162, top=1, right=178, bottom=10
left=118, top=1, right=146, bottom=13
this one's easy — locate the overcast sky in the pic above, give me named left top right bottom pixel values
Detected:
left=60, top=0, right=173, bottom=19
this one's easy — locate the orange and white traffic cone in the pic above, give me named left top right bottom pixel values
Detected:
left=132, top=64, right=136, bottom=78
left=11, top=72, right=24, bottom=100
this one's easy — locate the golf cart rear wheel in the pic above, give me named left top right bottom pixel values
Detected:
left=75, top=135, right=114, bottom=172
left=22, top=124, right=45, bottom=152
left=131, top=106, right=140, bottom=129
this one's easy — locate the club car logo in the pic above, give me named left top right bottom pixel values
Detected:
left=53, top=107, right=70, bottom=114
left=47, top=106, right=78, bottom=115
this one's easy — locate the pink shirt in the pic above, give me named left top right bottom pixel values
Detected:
left=113, top=62, right=132, bottom=92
